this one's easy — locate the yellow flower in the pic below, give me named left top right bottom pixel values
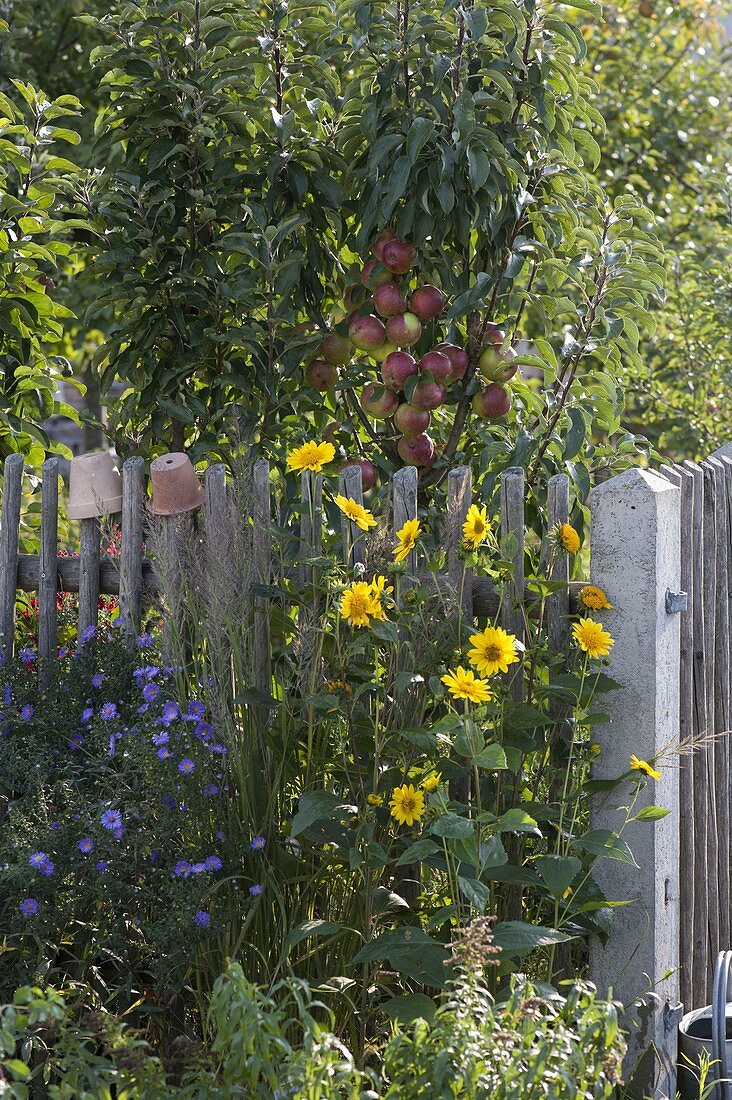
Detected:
left=441, top=666, right=493, bottom=704
left=325, top=679, right=353, bottom=694
left=394, top=518, right=422, bottom=563
left=562, top=886, right=573, bottom=899
left=286, top=440, right=336, bottom=473
left=580, top=585, right=613, bottom=611
left=589, top=743, right=601, bottom=757
left=630, top=754, right=661, bottom=781
left=462, top=504, right=490, bottom=550
left=389, top=784, right=425, bottom=827
left=367, top=793, right=384, bottom=806
left=467, top=626, right=520, bottom=678
left=368, top=575, right=392, bottom=621
left=572, top=617, right=614, bottom=659
left=557, top=522, right=581, bottom=554
left=421, top=772, right=442, bottom=792
left=340, top=581, right=380, bottom=627
left=334, top=494, right=377, bottom=531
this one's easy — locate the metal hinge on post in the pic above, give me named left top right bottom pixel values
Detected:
left=665, top=589, right=688, bottom=614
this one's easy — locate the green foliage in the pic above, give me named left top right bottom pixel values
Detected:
left=0, top=77, right=85, bottom=469
left=0, top=957, right=625, bottom=1098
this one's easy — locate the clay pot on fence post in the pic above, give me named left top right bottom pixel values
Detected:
left=68, top=451, right=123, bottom=520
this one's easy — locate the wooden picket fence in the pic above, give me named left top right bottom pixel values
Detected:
left=660, top=446, right=732, bottom=1014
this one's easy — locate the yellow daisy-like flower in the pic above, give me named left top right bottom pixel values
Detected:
left=557, top=522, right=581, bottom=554
left=367, top=793, right=384, bottom=806
left=334, top=494, right=377, bottom=531
left=286, top=440, right=336, bottom=473
left=467, top=625, right=520, bottom=678
left=572, top=617, right=614, bottom=659
left=580, top=585, right=613, bottom=611
left=340, top=581, right=379, bottom=627
left=462, top=503, right=490, bottom=550
left=368, top=575, right=392, bottom=621
left=325, top=679, right=353, bottom=694
left=441, top=666, right=493, bottom=704
left=389, top=784, right=425, bottom=827
left=393, top=518, right=422, bottom=563
left=421, top=772, right=442, bottom=792
left=630, top=754, right=661, bottom=781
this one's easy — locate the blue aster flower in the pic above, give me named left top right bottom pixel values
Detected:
left=194, top=721, right=213, bottom=741
left=152, top=731, right=169, bottom=747
left=3, top=684, right=12, bottom=706
left=20, top=897, right=39, bottom=916
left=202, top=784, right=219, bottom=798
left=113, top=826, right=125, bottom=840
left=208, top=743, right=228, bottom=755
left=249, top=884, right=263, bottom=897
left=178, top=757, right=195, bottom=775
left=250, top=836, right=266, bottom=851
left=100, top=702, right=118, bottom=721
left=137, top=632, right=154, bottom=649
left=157, top=747, right=171, bottom=761
left=160, top=700, right=180, bottom=725
left=91, top=673, right=105, bottom=688
left=20, top=704, right=34, bottom=722
left=174, top=860, right=192, bottom=878
left=38, top=859, right=54, bottom=877
left=81, top=706, right=94, bottom=723
left=191, top=861, right=206, bottom=875
left=185, top=701, right=205, bottom=721
left=204, top=855, right=222, bottom=871
left=194, top=910, right=210, bottom=927
left=68, top=733, right=84, bottom=750
left=78, top=838, right=93, bottom=854
left=19, top=647, right=35, bottom=667
left=81, top=625, right=97, bottom=643
left=28, top=851, right=48, bottom=869
left=143, top=682, right=160, bottom=703
left=96, top=860, right=108, bottom=872
left=100, top=809, right=122, bottom=831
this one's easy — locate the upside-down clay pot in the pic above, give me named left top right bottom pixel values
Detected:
left=68, top=451, right=123, bottom=520
left=149, top=452, right=205, bottom=516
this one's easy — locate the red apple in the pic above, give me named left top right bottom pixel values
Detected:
left=373, top=228, right=397, bottom=261
left=482, top=322, right=506, bottom=345
left=385, top=312, right=422, bottom=347
left=393, top=403, right=430, bottom=436
left=479, top=344, right=518, bottom=383
left=397, top=432, right=435, bottom=466
left=381, top=351, right=418, bottom=391
left=349, top=314, right=387, bottom=352
left=343, top=283, right=365, bottom=311
left=361, top=382, right=399, bottom=419
left=434, top=342, right=469, bottom=380
left=319, top=333, right=352, bottom=366
left=418, top=349, right=452, bottom=383
left=368, top=340, right=398, bottom=364
left=411, top=380, right=446, bottom=412
left=361, top=258, right=391, bottom=288
left=357, top=458, right=377, bottom=491
left=472, top=383, right=511, bottom=419
left=373, top=281, right=408, bottom=318
left=382, top=238, right=417, bottom=275
left=306, top=359, right=338, bottom=390
left=409, top=285, right=445, bottom=321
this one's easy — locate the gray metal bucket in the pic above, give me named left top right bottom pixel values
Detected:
left=678, top=952, right=732, bottom=1099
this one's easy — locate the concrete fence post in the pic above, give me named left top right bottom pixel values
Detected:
left=589, top=468, right=682, bottom=1100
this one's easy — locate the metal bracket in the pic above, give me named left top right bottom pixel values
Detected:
left=665, top=589, right=688, bottom=614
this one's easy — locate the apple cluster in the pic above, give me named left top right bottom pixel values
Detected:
left=306, top=229, right=518, bottom=485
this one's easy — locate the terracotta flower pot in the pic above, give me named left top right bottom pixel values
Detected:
left=68, top=452, right=123, bottom=520
left=149, top=452, right=205, bottom=516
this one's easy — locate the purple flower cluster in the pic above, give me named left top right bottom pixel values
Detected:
left=173, top=853, right=222, bottom=878
left=28, top=851, right=54, bottom=876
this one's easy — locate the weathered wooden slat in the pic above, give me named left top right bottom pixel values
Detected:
left=0, top=453, right=24, bottom=661
left=702, top=460, right=720, bottom=974
left=662, top=462, right=695, bottom=1008
left=500, top=466, right=525, bottom=702
left=392, top=465, right=419, bottom=591
left=204, top=464, right=227, bottom=531
left=203, top=463, right=229, bottom=671
left=38, top=458, right=59, bottom=679
left=253, top=459, right=272, bottom=698
left=77, top=518, right=101, bottom=638
left=338, top=464, right=366, bottom=568
left=119, top=457, right=146, bottom=644
left=445, top=466, right=472, bottom=620
left=682, top=459, right=709, bottom=1009
left=547, top=473, right=570, bottom=654
left=711, top=458, right=731, bottom=951
left=299, top=472, right=323, bottom=590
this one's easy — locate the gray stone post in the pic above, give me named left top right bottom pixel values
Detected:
left=589, top=468, right=682, bottom=1100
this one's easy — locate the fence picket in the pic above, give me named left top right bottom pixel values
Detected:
left=38, top=458, right=59, bottom=680
left=445, top=466, right=472, bottom=619
left=77, top=518, right=101, bottom=638
left=392, top=465, right=418, bottom=592
left=339, top=464, right=366, bottom=568
left=0, top=454, right=24, bottom=661
left=253, top=459, right=272, bottom=698
left=119, top=457, right=146, bottom=644
left=500, top=466, right=525, bottom=702
left=547, top=473, right=570, bottom=654
left=299, top=472, right=322, bottom=590
left=710, top=458, right=731, bottom=951
left=702, top=460, right=720, bottom=973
